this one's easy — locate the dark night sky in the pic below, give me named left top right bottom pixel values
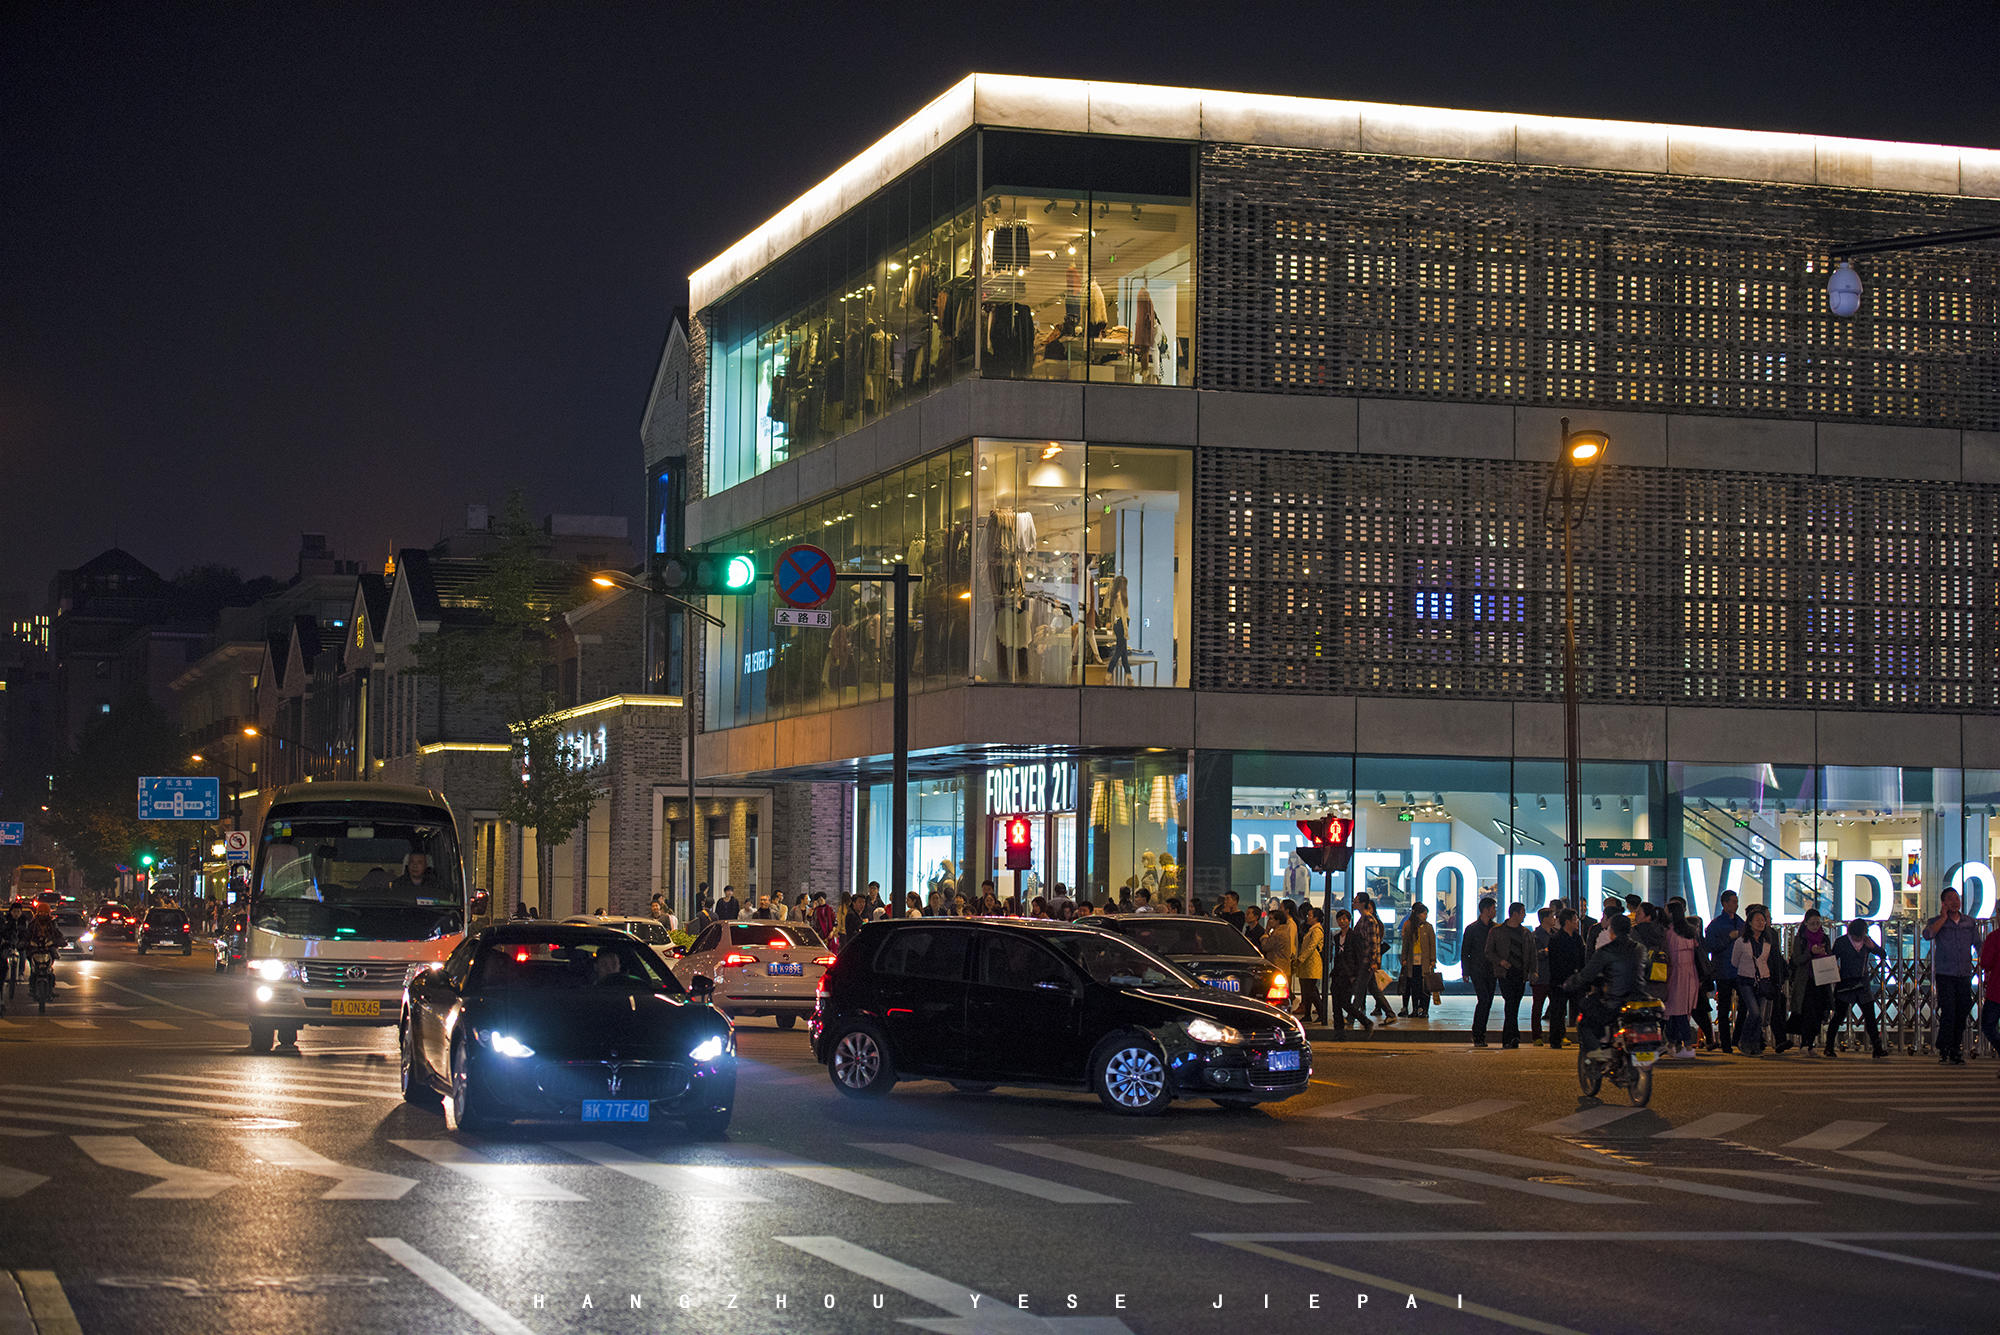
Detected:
left=4, top=1, right=1995, bottom=613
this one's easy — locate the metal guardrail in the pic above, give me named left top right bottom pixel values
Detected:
left=1780, top=917, right=1993, bottom=1058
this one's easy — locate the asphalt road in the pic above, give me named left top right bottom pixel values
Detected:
left=0, top=943, right=1994, bottom=1335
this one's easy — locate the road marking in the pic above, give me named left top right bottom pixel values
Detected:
left=1843, top=1149, right=2000, bottom=1179
left=1529, top=1106, right=1644, bottom=1136
left=133, top=1071, right=400, bottom=1098
left=69, top=1079, right=358, bottom=1108
left=390, top=1140, right=584, bottom=1201
left=1655, top=1113, right=1763, bottom=1139
left=1202, top=1228, right=2000, bottom=1242
left=776, top=1235, right=1135, bottom=1332
left=1202, top=1238, right=1588, bottom=1335
left=1154, top=1144, right=1474, bottom=1204
left=50, top=1021, right=94, bottom=1030
left=1783, top=1120, right=1884, bottom=1151
left=1307, top=1093, right=1417, bottom=1119
left=130, top=1020, right=178, bottom=1030
left=245, top=1137, right=418, bottom=1200
left=709, top=1143, right=948, bottom=1204
left=1444, top=1149, right=1806, bottom=1204
left=369, top=1238, right=538, bottom=1335
left=551, top=1141, right=771, bottom=1203
left=1952, top=1116, right=2000, bottom=1123
left=13, top=1271, right=83, bottom=1335
left=1796, top=1236, right=2000, bottom=1282
left=854, top=1142, right=1127, bottom=1204
left=89, top=973, right=221, bottom=1018
left=0, top=1094, right=189, bottom=1121
left=0, top=1108, right=139, bottom=1130
left=0, top=1128, right=52, bottom=1139
left=0, top=1164, right=48, bottom=1197
left=1886, top=1104, right=2000, bottom=1113
left=1407, top=1099, right=1521, bottom=1125
left=72, top=1136, right=236, bottom=1199
left=1819, top=1166, right=2000, bottom=1196
left=3, top=1083, right=321, bottom=1115
left=1683, top=1169, right=1967, bottom=1206
left=207, top=1020, right=245, bottom=1031
left=1000, top=1142, right=1302, bottom=1205
left=1297, top=1147, right=1637, bottom=1205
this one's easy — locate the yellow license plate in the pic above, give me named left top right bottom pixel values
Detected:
left=331, top=999, right=381, bottom=1018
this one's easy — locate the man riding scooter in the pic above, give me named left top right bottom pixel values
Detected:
left=1566, top=911, right=1645, bottom=1056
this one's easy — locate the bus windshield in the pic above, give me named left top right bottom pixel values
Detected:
left=256, top=811, right=463, bottom=942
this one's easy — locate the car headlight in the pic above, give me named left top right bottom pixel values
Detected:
left=80, top=932, right=95, bottom=944
left=688, top=1035, right=727, bottom=1063
left=486, top=1032, right=535, bottom=1059
left=1185, top=1018, right=1245, bottom=1045
left=247, top=958, right=291, bottom=980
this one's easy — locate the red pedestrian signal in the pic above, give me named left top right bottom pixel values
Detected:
left=1294, top=815, right=1354, bottom=874
left=1004, top=817, right=1033, bottom=871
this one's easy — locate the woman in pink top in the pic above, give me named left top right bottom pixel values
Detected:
left=1664, top=899, right=1706, bottom=1059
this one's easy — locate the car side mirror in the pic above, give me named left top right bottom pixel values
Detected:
left=689, top=975, right=716, bottom=1002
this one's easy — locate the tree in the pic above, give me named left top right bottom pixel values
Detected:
left=503, top=716, right=603, bottom=919
left=44, top=695, right=199, bottom=891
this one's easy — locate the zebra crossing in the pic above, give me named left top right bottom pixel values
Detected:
left=1679, top=1060, right=1999, bottom=1122
left=0, top=1055, right=401, bottom=1133
left=0, top=1015, right=250, bottom=1032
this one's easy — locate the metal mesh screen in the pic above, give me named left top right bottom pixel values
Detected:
left=1195, top=448, right=2000, bottom=711
left=1199, top=145, right=2000, bottom=430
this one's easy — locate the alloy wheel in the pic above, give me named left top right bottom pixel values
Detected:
left=832, top=1031, right=881, bottom=1088
left=1102, top=1045, right=1166, bottom=1108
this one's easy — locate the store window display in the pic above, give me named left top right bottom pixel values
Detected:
left=1083, top=447, right=1190, bottom=688
left=972, top=440, right=1085, bottom=685
left=1085, top=754, right=1186, bottom=905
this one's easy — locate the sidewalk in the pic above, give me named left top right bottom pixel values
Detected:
left=1302, top=994, right=1493, bottom=1044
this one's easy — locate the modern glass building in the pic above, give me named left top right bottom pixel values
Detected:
left=677, top=75, right=2000, bottom=954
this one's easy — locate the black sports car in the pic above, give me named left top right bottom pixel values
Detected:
left=400, top=923, right=735, bottom=1136
left=1078, top=915, right=1291, bottom=1009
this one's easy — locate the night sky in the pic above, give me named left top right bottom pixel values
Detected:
left=5, top=1, right=1995, bottom=613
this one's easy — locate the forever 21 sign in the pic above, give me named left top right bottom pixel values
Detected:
left=985, top=762, right=1076, bottom=817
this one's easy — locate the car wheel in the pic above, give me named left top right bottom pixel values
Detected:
left=1212, top=1097, right=1259, bottom=1111
left=684, top=1106, right=732, bottom=1139
left=450, top=1037, right=492, bottom=1133
left=1093, top=1033, right=1171, bottom=1116
left=774, top=1014, right=797, bottom=1030
left=828, top=1023, right=895, bottom=1098
left=277, top=1028, right=298, bottom=1047
left=400, top=1021, right=441, bottom=1105
left=949, top=1082, right=997, bottom=1094
left=247, top=1023, right=275, bottom=1054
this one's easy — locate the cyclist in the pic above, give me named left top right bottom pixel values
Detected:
left=0, top=901, right=31, bottom=997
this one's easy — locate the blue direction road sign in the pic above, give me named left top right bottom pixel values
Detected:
left=138, top=776, right=221, bottom=821
left=774, top=543, right=837, bottom=609
left=0, top=822, right=22, bottom=846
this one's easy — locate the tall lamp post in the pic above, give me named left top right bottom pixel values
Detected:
left=1543, top=421, right=1609, bottom=916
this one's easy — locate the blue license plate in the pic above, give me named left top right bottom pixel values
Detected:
left=767, top=962, right=803, bottom=976
left=1264, top=1050, right=1301, bottom=1072
left=582, top=1100, right=650, bottom=1122
left=1205, top=977, right=1241, bottom=992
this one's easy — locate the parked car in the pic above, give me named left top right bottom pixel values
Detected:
left=399, top=923, right=735, bottom=1136
left=671, top=921, right=834, bottom=1029
left=1076, top=914, right=1291, bottom=1009
left=810, top=918, right=1310, bottom=1115
left=561, top=914, right=681, bottom=955
left=136, top=906, right=192, bottom=955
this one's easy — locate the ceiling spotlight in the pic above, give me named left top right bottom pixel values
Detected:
left=1130, top=204, right=1142, bottom=221
left=1432, top=793, right=1444, bottom=806
left=1621, top=797, right=1631, bottom=813
left=1098, top=201, right=1110, bottom=218
left=1537, top=795, right=1547, bottom=811
left=1404, top=793, right=1416, bottom=806
left=986, top=198, right=1001, bottom=216
left=1043, top=199, right=1058, bottom=214
left=1376, top=792, right=1388, bottom=807
left=1069, top=201, right=1080, bottom=217
left=1591, top=796, right=1602, bottom=810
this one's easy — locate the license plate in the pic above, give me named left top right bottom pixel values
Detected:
left=767, top=962, right=803, bottom=976
left=1205, top=978, right=1241, bottom=992
left=1264, top=1050, right=1301, bottom=1072
left=330, top=999, right=381, bottom=1017
left=582, top=1100, right=650, bottom=1122
left=1633, top=1051, right=1657, bottom=1065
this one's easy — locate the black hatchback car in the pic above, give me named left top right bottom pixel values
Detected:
left=136, top=906, right=191, bottom=955
left=400, top=923, right=736, bottom=1136
left=809, top=918, right=1310, bottom=1115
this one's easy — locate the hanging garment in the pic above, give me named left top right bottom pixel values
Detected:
left=1133, top=286, right=1157, bottom=368
left=987, top=222, right=1032, bottom=271
left=984, top=303, right=1036, bottom=378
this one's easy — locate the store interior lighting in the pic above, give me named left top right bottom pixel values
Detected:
left=1537, top=795, right=1547, bottom=810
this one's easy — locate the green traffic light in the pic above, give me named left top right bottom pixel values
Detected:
left=139, top=854, right=154, bottom=867
left=723, top=554, right=757, bottom=590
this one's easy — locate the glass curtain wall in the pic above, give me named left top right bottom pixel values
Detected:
left=978, top=132, right=1196, bottom=386
left=859, top=778, right=968, bottom=904
left=1083, top=753, right=1186, bottom=906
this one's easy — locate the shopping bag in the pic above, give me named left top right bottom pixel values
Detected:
left=1810, top=955, right=1841, bottom=986
left=1373, top=968, right=1395, bottom=991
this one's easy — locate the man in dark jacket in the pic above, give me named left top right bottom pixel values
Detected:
left=1567, top=913, right=1645, bottom=1055
left=1826, top=918, right=1888, bottom=1058
left=1484, top=902, right=1532, bottom=1048
left=1461, top=897, right=1499, bottom=1047
left=1545, top=909, right=1587, bottom=1049
left=1703, top=890, right=1744, bottom=1052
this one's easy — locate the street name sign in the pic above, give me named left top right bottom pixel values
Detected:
left=0, top=822, right=21, bottom=846
left=1584, top=837, right=1667, bottom=866
left=138, top=776, right=221, bottom=821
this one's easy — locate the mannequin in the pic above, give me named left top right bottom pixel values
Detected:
left=1285, top=850, right=1314, bottom=903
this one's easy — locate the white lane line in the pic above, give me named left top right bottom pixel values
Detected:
left=1886, top=1105, right=2000, bottom=1113
left=776, top=1236, right=1077, bottom=1331
left=1447, top=1149, right=1807, bottom=1205
left=1819, top=1166, right=2000, bottom=1196
left=0, top=1128, right=53, bottom=1138
left=245, top=1137, right=418, bottom=1200
left=1407, top=1099, right=1522, bottom=1126
left=1952, top=1116, right=2000, bottom=1123
left=1307, top=1093, right=1417, bottom=1119
left=1843, top=1149, right=2000, bottom=1180
left=51, top=1021, right=95, bottom=1030
left=131, top=1020, right=178, bottom=1030
left=1000, top=1142, right=1302, bottom=1205
left=1684, top=1169, right=1967, bottom=1206
left=1655, top=1113, right=1763, bottom=1139
left=0, top=1164, right=49, bottom=1196
left=1198, top=1229, right=2000, bottom=1243
left=709, top=1143, right=949, bottom=1204
left=1795, top=1236, right=2000, bottom=1282
left=552, top=1142, right=772, bottom=1203
left=390, top=1140, right=585, bottom=1201
left=14, top=1270, right=83, bottom=1335
left=0, top=1094, right=189, bottom=1121
left=69, top=1079, right=358, bottom=1108
left=72, top=1135, right=237, bottom=1199
left=1783, top=1120, right=1884, bottom=1151
left=855, top=1141, right=1126, bottom=1204
left=0, top=1107, right=140, bottom=1130
left=1530, top=1106, right=1644, bottom=1136
left=133, top=1072, right=400, bottom=1097
left=1154, top=1144, right=1475, bottom=1204
left=1298, top=1147, right=1638, bottom=1205
left=4, top=1083, right=336, bottom=1114
left=206, top=1020, right=246, bottom=1031
left=369, top=1238, right=538, bottom=1335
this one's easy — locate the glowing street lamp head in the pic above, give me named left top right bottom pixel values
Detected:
left=1565, top=429, right=1610, bottom=464
left=242, top=726, right=260, bottom=738
left=591, top=576, right=617, bottom=588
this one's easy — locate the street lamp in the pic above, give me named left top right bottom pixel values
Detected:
left=1543, top=419, right=1609, bottom=919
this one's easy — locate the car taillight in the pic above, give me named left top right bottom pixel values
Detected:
left=1266, top=975, right=1290, bottom=1003
left=765, top=938, right=790, bottom=949
left=514, top=948, right=532, bottom=962
left=811, top=955, right=836, bottom=967
left=720, top=952, right=759, bottom=968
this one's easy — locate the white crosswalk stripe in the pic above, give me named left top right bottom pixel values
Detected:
left=708, top=1143, right=950, bottom=1204
left=1783, top=1120, right=1883, bottom=1151
left=245, top=1137, right=418, bottom=1199
left=0, top=1107, right=141, bottom=1130
left=1154, top=1144, right=1474, bottom=1204
left=1000, top=1142, right=1303, bottom=1204
left=0, top=1093, right=191, bottom=1121
left=134, top=1071, right=401, bottom=1098
left=1842, top=1149, right=2000, bottom=1180
left=1443, top=1149, right=1808, bottom=1204
left=1308, top=1093, right=1417, bottom=1119
left=1685, top=1168, right=1970, bottom=1205
left=0, top=1127, right=52, bottom=1138
left=1406, top=1099, right=1521, bottom=1125
left=68, top=1078, right=360, bottom=1108
left=0, top=1164, right=48, bottom=1195
left=854, top=1142, right=1126, bottom=1204
left=390, top=1140, right=586, bottom=1201
left=1530, top=1106, right=1644, bottom=1136
left=73, top=1135, right=236, bottom=1198
left=131, top=1019, right=178, bottom=1030
left=552, top=1142, right=772, bottom=1203
left=4, top=1082, right=315, bottom=1115
left=1297, top=1147, right=1638, bottom=1205
left=1655, top=1113, right=1763, bottom=1139
left=51, top=1020, right=95, bottom=1029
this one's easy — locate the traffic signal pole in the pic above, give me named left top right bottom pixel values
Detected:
left=832, top=563, right=920, bottom=918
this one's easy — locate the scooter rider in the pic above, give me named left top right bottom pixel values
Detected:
left=1565, top=912, right=1645, bottom=1055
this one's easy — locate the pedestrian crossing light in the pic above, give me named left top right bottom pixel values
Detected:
left=659, top=551, right=760, bottom=596
left=1294, top=815, right=1354, bottom=873
left=1004, top=816, right=1034, bottom=871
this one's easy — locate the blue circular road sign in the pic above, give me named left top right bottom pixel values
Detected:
left=775, top=544, right=837, bottom=608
